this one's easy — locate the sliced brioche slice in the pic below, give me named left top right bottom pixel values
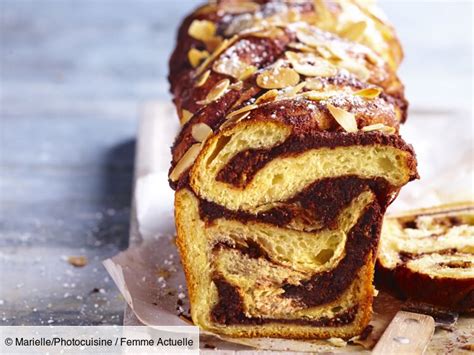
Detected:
left=377, top=202, right=474, bottom=312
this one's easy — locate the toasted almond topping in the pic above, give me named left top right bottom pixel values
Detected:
left=220, top=111, right=251, bottom=130
left=197, top=78, right=230, bottom=105
left=169, top=143, right=202, bottom=182
left=339, top=59, right=371, bottom=81
left=286, top=51, right=337, bottom=77
left=304, top=90, right=338, bottom=101
left=315, top=45, right=334, bottom=59
left=188, top=20, right=216, bottom=42
left=229, top=80, right=243, bottom=91
left=304, top=78, right=324, bottom=90
left=256, top=67, right=300, bottom=89
left=188, top=48, right=210, bottom=68
left=295, top=28, right=325, bottom=48
left=255, top=89, right=279, bottom=104
left=219, top=1, right=260, bottom=14
left=213, top=56, right=257, bottom=80
left=287, top=42, right=316, bottom=53
left=191, top=123, right=213, bottom=142
left=362, top=123, right=396, bottom=134
left=326, top=43, right=348, bottom=61
left=195, top=36, right=238, bottom=77
left=252, top=27, right=285, bottom=39
left=327, top=104, right=358, bottom=132
left=226, top=104, right=258, bottom=119
left=354, top=87, right=382, bottom=99
left=195, top=70, right=211, bottom=87
left=340, top=21, right=367, bottom=42
left=284, top=81, right=306, bottom=97
left=180, top=109, right=193, bottom=125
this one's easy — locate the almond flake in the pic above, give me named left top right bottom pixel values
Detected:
left=327, top=104, right=358, bottom=132
left=340, top=21, right=367, bottom=42
left=180, top=109, right=193, bottom=125
left=284, top=81, right=306, bottom=98
left=362, top=123, right=396, bottom=134
left=191, top=123, right=213, bottom=142
left=339, top=59, right=371, bottom=81
left=195, top=36, right=238, bottom=77
left=195, top=70, right=211, bottom=87
left=354, top=87, right=382, bottom=99
left=256, top=67, right=300, bottom=89
left=197, top=78, right=230, bottom=105
left=219, top=1, right=260, bottom=14
left=286, top=51, right=337, bottom=77
left=226, top=104, right=258, bottom=119
left=304, top=91, right=338, bottom=101
left=188, top=48, right=210, bottom=68
left=169, top=143, right=202, bottom=182
left=220, top=111, right=251, bottom=130
left=255, top=89, right=279, bottom=104
left=252, top=27, right=285, bottom=39
left=229, top=81, right=243, bottom=91
left=213, top=56, right=257, bottom=80
left=326, top=43, right=348, bottom=61
left=287, top=42, right=316, bottom=53
left=188, top=20, right=217, bottom=42
left=295, top=28, right=325, bottom=48
left=304, top=78, right=324, bottom=90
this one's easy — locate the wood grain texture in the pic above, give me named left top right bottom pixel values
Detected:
left=372, top=311, right=435, bottom=355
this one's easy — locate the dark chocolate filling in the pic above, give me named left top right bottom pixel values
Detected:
left=210, top=200, right=382, bottom=325
left=199, top=176, right=392, bottom=229
left=215, top=131, right=417, bottom=188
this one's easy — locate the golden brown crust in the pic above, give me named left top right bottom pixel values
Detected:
left=169, top=0, right=417, bottom=340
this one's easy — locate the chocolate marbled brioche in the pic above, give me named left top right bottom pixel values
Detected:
left=377, top=202, right=474, bottom=313
left=168, top=0, right=418, bottom=339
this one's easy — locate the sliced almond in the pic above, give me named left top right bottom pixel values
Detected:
left=226, top=104, right=258, bottom=119
left=219, top=1, right=260, bottom=14
left=283, top=81, right=306, bottom=98
left=191, top=123, right=213, bottom=142
left=287, top=42, right=316, bottom=53
left=354, top=87, right=382, bottom=99
left=229, top=80, right=243, bottom=91
left=286, top=51, right=337, bottom=77
left=213, top=56, right=257, bottom=81
left=197, top=78, right=230, bottom=105
left=252, top=27, right=285, bottom=39
left=255, top=89, right=279, bottom=104
left=180, top=109, right=193, bottom=125
left=304, top=90, right=338, bottom=101
left=295, top=28, right=325, bottom=48
left=256, top=67, right=300, bottom=89
left=188, top=20, right=217, bottom=42
left=195, top=70, right=211, bottom=87
left=169, top=143, right=202, bottom=182
left=205, top=35, right=223, bottom=52
left=338, top=59, right=371, bottom=81
left=340, top=21, right=367, bottom=42
left=195, top=36, right=239, bottom=77
left=326, top=43, right=349, bottom=61
left=220, top=111, right=251, bottom=130
left=188, top=48, right=210, bottom=68
left=327, top=104, right=358, bottom=132
left=304, top=78, right=324, bottom=90
left=362, top=123, right=396, bottom=134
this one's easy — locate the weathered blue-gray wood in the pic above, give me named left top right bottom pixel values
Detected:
left=0, top=0, right=472, bottom=326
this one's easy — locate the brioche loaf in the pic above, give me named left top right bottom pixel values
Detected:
left=377, top=202, right=474, bottom=312
left=168, top=0, right=418, bottom=339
